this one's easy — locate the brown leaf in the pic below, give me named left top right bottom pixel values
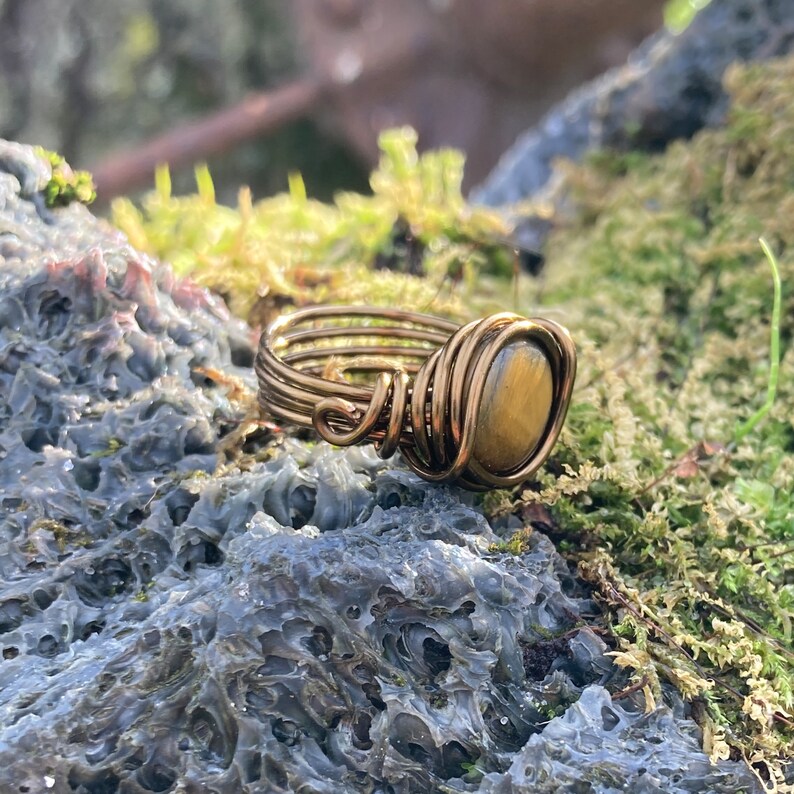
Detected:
left=672, top=457, right=700, bottom=478
left=192, top=366, right=252, bottom=403
left=698, top=440, right=726, bottom=458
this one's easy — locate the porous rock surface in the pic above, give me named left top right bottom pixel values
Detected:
left=0, top=142, right=760, bottom=793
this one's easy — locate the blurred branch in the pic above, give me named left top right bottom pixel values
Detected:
left=91, top=80, right=322, bottom=199
left=90, top=35, right=431, bottom=201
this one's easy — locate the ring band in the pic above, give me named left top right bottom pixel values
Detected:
left=255, top=306, right=576, bottom=491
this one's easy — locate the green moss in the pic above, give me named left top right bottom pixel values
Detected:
left=521, top=55, right=794, bottom=778
left=28, top=518, right=91, bottom=553
left=664, top=0, right=713, bottom=33
left=90, top=437, right=126, bottom=458
left=36, top=148, right=96, bottom=208
left=111, top=127, right=513, bottom=325
left=133, top=582, right=155, bottom=603
left=488, top=528, right=533, bottom=556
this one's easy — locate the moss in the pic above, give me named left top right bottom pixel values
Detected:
left=28, top=518, right=91, bottom=553
left=111, top=128, right=513, bottom=325
left=36, top=148, right=96, bottom=208
left=520, top=55, right=794, bottom=780
left=108, top=56, right=794, bottom=781
left=90, top=437, right=126, bottom=458
left=133, top=582, right=155, bottom=603
left=488, top=527, right=533, bottom=556
left=664, top=0, right=713, bottom=33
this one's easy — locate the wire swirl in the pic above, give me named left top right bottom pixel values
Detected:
left=255, top=305, right=576, bottom=490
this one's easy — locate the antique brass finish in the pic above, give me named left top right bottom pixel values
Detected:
left=255, top=306, right=576, bottom=490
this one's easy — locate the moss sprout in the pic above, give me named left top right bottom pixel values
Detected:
left=36, top=148, right=96, bottom=208
left=488, top=528, right=533, bottom=556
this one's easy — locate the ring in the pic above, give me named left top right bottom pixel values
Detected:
left=255, top=306, right=576, bottom=491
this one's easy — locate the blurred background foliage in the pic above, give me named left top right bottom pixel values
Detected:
left=0, top=0, right=668, bottom=202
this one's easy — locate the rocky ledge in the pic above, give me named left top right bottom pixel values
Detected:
left=0, top=143, right=760, bottom=793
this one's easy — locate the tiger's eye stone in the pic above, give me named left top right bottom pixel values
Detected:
left=472, top=340, right=554, bottom=474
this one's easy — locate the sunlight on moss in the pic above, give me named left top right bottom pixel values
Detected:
left=36, top=147, right=96, bottom=208
left=664, top=0, right=713, bottom=33
left=112, top=127, right=513, bottom=326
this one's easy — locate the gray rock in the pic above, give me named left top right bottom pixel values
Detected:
left=473, top=0, right=794, bottom=224
left=481, top=685, right=747, bottom=794
left=0, top=143, right=760, bottom=793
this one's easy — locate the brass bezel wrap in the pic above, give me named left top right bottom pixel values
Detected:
left=255, top=306, right=576, bottom=491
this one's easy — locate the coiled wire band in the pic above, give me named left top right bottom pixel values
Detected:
left=255, top=305, right=576, bottom=490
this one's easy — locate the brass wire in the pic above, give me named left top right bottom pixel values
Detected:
left=255, top=305, right=576, bottom=490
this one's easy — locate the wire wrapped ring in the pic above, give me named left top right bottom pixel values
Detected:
left=255, top=306, right=576, bottom=491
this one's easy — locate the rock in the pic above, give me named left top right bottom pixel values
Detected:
left=0, top=142, right=760, bottom=792
left=473, top=0, right=794, bottom=244
left=480, top=686, right=745, bottom=794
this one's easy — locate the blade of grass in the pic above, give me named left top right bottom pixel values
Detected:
left=734, top=237, right=782, bottom=444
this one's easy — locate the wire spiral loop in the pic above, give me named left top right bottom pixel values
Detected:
left=255, top=305, right=576, bottom=490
